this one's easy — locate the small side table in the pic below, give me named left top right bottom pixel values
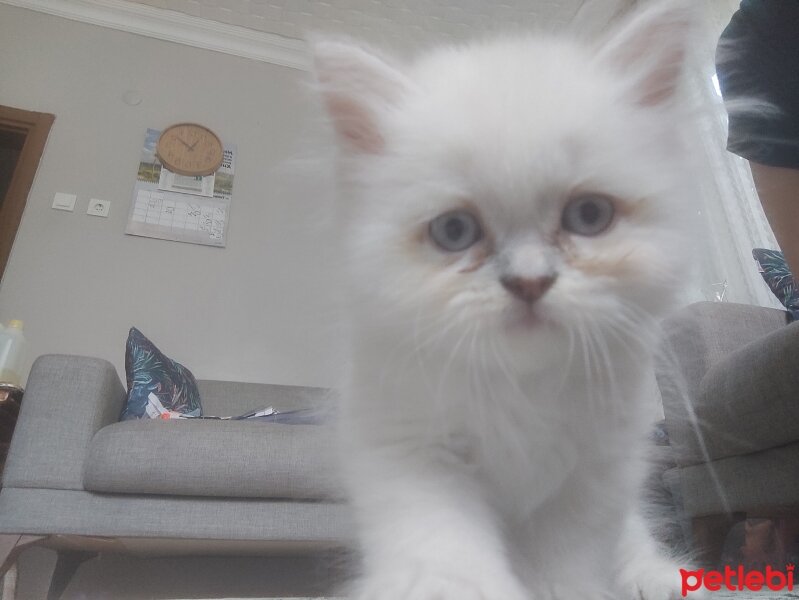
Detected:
left=0, top=383, right=23, bottom=476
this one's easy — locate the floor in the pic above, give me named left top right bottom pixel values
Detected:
left=5, top=547, right=344, bottom=599
left=6, top=547, right=799, bottom=600
left=6, top=539, right=799, bottom=599
left=712, top=594, right=799, bottom=599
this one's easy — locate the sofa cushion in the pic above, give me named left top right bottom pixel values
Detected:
left=753, top=248, right=799, bottom=321
left=681, top=319, right=799, bottom=465
left=84, top=418, right=341, bottom=500
left=677, top=443, right=799, bottom=518
left=121, top=327, right=202, bottom=420
left=657, top=302, right=789, bottom=467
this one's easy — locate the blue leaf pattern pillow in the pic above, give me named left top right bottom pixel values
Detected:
left=752, top=248, right=799, bottom=322
left=121, top=327, right=203, bottom=420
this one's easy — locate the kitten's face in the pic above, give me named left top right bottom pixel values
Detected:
left=315, top=3, right=696, bottom=373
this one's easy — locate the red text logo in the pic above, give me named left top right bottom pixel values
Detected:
left=680, top=564, right=794, bottom=596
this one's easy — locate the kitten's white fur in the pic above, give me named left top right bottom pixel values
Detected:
left=313, top=2, right=700, bottom=599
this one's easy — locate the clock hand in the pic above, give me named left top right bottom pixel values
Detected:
left=177, top=137, right=193, bottom=150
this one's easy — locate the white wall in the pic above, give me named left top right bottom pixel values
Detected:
left=0, top=4, right=341, bottom=387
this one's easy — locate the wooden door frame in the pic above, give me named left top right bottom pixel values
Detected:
left=0, top=106, right=55, bottom=281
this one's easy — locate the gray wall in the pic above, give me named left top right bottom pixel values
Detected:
left=0, top=4, right=340, bottom=388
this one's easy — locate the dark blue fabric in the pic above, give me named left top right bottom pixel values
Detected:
left=121, top=327, right=202, bottom=420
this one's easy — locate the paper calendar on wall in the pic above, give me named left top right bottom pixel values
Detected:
left=125, top=129, right=235, bottom=247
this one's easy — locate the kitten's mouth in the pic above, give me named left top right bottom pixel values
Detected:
left=505, top=304, right=548, bottom=332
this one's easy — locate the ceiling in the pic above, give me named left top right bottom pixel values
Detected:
left=6, top=0, right=741, bottom=72
left=2, top=0, right=643, bottom=70
left=125, top=0, right=592, bottom=53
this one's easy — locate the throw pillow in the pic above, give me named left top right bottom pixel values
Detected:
left=121, top=327, right=203, bottom=420
left=752, top=248, right=799, bottom=322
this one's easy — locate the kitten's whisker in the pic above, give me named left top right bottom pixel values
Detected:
left=471, top=323, right=490, bottom=448
left=433, top=316, right=477, bottom=417
left=553, top=322, right=577, bottom=402
left=489, top=330, right=533, bottom=408
left=593, top=321, right=622, bottom=413
left=376, top=306, right=460, bottom=404
left=594, top=312, right=642, bottom=377
left=584, top=320, right=611, bottom=414
left=466, top=322, right=496, bottom=454
left=380, top=306, right=434, bottom=393
left=411, top=308, right=467, bottom=356
left=614, top=302, right=658, bottom=343
left=485, top=329, right=537, bottom=463
left=575, top=313, right=602, bottom=412
left=581, top=319, right=604, bottom=410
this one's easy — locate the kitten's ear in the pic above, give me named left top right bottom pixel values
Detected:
left=311, top=38, right=411, bottom=154
left=597, top=0, right=697, bottom=107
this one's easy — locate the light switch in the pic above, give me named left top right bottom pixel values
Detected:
left=87, top=198, right=110, bottom=218
left=52, top=193, right=77, bottom=212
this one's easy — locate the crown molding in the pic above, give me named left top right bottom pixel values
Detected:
left=0, top=0, right=311, bottom=70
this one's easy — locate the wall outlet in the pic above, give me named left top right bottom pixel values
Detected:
left=87, top=198, right=110, bottom=218
left=52, top=192, right=77, bottom=212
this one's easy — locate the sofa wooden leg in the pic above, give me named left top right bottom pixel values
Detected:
left=47, top=550, right=96, bottom=600
left=692, top=513, right=746, bottom=569
left=0, top=534, right=23, bottom=581
left=2, top=564, right=18, bottom=600
left=0, top=534, right=46, bottom=600
left=0, top=535, right=45, bottom=578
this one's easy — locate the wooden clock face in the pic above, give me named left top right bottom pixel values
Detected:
left=156, top=123, right=224, bottom=177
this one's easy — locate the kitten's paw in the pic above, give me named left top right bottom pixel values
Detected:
left=625, top=558, right=705, bottom=600
left=354, top=568, right=529, bottom=600
left=632, top=579, right=706, bottom=600
left=529, top=581, right=614, bottom=600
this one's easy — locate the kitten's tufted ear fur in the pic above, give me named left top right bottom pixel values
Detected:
left=597, top=0, right=697, bottom=107
left=311, top=38, right=411, bottom=154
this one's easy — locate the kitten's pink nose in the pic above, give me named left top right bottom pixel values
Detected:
left=501, top=275, right=557, bottom=304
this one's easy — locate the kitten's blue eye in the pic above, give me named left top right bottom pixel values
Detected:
left=429, top=210, right=482, bottom=252
left=561, top=194, right=615, bottom=236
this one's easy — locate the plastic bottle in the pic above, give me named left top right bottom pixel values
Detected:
left=0, top=320, right=26, bottom=386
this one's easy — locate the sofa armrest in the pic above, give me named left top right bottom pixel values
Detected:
left=656, top=302, right=788, bottom=466
left=2, top=354, right=125, bottom=490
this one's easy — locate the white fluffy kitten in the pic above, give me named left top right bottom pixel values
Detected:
left=312, top=2, right=699, bottom=599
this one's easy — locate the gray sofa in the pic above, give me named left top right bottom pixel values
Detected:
left=656, top=301, right=799, bottom=566
left=0, top=354, right=351, bottom=599
left=3, top=301, right=797, bottom=594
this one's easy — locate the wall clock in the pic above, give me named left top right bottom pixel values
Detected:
left=155, top=123, right=224, bottom=177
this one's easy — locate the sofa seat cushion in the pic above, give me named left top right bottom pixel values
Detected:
left=84, top=419, right=341, bottom=500
left=677, top=443, right=799, bottom=518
